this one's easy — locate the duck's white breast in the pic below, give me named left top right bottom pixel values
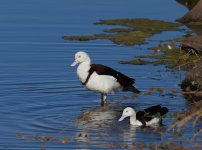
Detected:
left=86, top=72, right=121, bottom=93
left=77, top=63, right=122, bottom=93
left=77, top=63, right=90, bottom=83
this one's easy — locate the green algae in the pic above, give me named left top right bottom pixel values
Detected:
left=103, top=28, right=133, bottom=33
left=119, top=59, right=151, bottom=65
left=63, top=35, right=96, bottom=41
left=95, top=18, right=181, bottom=33
left=119, top=45, right=200, bottom=69
left=63, top=18, right=181, bottom=46
left=99, top=32, right=152, bottom=46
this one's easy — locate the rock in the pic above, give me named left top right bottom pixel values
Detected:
left=176, top=0, right=200, bottom=10
left=178, top=0, right=202, bottom=23
left=181, top=35, right=202, bottom=55
left=181, top=60, right=202, bottom=101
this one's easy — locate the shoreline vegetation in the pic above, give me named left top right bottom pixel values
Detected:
left=63, top=18, right=181, bottom=46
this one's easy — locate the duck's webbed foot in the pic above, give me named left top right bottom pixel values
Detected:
left=101, top=93, right=107, bottom=107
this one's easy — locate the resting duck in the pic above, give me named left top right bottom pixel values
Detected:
left=118, top=105, right=168, bottom=126
left=71, top=51, right=140, bottom=106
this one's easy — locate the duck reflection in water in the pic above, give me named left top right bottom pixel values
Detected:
left=76, top=107, right=117, bottom=146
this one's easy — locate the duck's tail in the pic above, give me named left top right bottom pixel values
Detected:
left=159, top=106, right=169, bottom=116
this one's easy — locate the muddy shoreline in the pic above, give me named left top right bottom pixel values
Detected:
left=177, top=0, right=202, bottom=100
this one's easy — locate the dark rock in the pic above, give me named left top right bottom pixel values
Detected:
left=181, top=35, right=202, bottom=55
left=181, top=60, right=202, bottom=101
left=176, top=0, right=200, bottom=10
left=178, top=0, right=202, bottom=23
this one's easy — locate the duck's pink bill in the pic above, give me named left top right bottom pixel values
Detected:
left=118, top=116, right=125, bottom=122
left=70, top=61, right=78, bottom=67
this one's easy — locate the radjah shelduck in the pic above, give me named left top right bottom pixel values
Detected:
left=118, top=105, right=168, bottom=126
left=71, top=51, right=140, bottom=106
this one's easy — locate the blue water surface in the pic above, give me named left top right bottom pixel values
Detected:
left=0, top=0, right=191, bottom=149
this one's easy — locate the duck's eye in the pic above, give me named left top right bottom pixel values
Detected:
left=78, top=55, right=81, bottom=58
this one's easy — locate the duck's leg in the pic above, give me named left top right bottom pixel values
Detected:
left=101, top=93, right=107, bottom=107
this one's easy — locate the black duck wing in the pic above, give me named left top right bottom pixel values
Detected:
left=141, top=105, right=168, bottom=117
left=89, top=64, right=135, bottom=87
left=136, top=110, right=153, bottom=124
left=136, top=105, right=168, bottom=124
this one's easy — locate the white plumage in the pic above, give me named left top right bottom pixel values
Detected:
left=71, top=51, right=140, bottom=106
left=118, top=105, right=168, bottom=127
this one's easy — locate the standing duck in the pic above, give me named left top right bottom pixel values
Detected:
left=71, top=51, right=140, bottom=106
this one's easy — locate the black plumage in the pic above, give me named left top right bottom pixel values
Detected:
left=136, top=105, right=168, bottom=126
left=83, top=64, right=140, bottom=93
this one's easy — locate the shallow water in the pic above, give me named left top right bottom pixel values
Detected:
left=0, top=0, right=193, bottom=149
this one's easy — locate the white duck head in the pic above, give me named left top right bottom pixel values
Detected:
left=118, top=107, right=136, bottom=122
left=71, top=51, right=91, bottom=67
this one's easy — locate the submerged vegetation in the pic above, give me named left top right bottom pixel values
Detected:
left=63, top=18, right=181, bottom=46
left=95, top=18, right=181, bottom=32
